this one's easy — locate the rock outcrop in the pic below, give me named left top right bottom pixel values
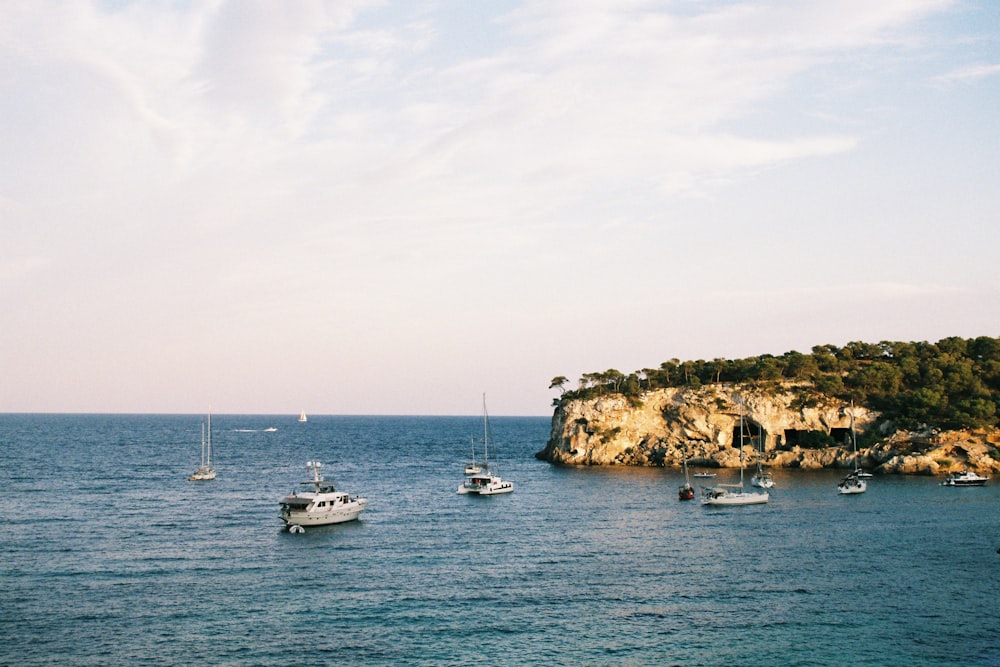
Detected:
left=536, top=385, right=1000, bottom=475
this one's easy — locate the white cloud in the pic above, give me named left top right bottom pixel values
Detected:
left=934, top=62, right=1000, bottom=84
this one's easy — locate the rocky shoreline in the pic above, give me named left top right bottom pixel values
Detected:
left=536, top=385, right=1000, bottom=476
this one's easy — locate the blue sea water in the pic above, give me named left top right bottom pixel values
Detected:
left=1, top=413, right=998, bottom=666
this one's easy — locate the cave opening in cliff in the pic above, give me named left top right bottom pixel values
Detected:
left=830, top=427, right=850, bottom=444
left=783, top=429, right=803, bottom=448
left=783, top=428, right=839, bottom=449
left=732, top=421, right=765, bottom=449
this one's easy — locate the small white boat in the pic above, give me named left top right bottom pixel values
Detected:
left=263, top=427, right=278, bottom=433
left=279, top=461, right=368, bottom=529
left=838, top=475, right=867, bottom=494
left=693, top=472, right=717, bottom=479
left=457, top=394, right=513, bottom=496
left=751, top=470, right=775, bottom=489
left=942, top=470, right=989, bottom=486
left=188, top=408, right=216, bottom=481
left=298, top=410, right=307, bottom=423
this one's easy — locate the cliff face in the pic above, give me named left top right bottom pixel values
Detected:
left=536, top=385, right=1000, bottom=475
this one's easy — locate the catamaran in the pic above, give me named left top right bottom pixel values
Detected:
left=458, top=395, right=513, bottom=495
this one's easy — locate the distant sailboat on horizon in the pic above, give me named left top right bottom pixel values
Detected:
left=299, top=410, right=307, bottom=423
left=188, top=407, right=216, bottom=481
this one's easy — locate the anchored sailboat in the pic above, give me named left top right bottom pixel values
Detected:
left=458, top=394, right=513, bottom=495
left=679, top=456, right=695, bottom=501
left=702, top=398, right=768, bottom=506
left=188, top=408, right=216, bottom=481
left=751, top=421, right=774, bottom=489
left=838, top=402, right=866, bottom=495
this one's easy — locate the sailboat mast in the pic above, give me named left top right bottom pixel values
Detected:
left=200, top=421, right=206, bottom=467
left=482, top=393, right=489, bottom=467
left=850, top=400, right=856, bottom=469
left=207, top=406, right=212, bottom=467
left=739, top=400, right=745, bottom=486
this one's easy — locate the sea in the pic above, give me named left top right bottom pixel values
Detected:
left=1, top=413, right=998, bottom=667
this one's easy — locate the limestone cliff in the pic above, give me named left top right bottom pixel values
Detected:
left=536, top=385, right=1000, bottom=475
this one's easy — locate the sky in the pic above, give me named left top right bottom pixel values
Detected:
left=1, top=0, right=999, bottom=416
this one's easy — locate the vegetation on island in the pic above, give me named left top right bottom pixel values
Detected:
left=550, top=336, right=1000, bottom=431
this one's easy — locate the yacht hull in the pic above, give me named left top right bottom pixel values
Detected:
left=838, top=480, right=867, bottom=494
left=702, top=492, right=769, bottom=506
left=281, top=500, right=368, bottom=527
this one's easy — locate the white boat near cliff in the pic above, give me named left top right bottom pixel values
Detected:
left=751, top=422, right=774, bottom=489
left=279, top=461, right=368, bottom=531
left=838, top=403, right=867, bottom=495
left=941, top=470, right=989, bottom=486
left=701, top=400, right=768, bottom=506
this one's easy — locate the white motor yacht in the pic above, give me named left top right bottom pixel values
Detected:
left=279, top=461, right=368, bottom=530
left=942, top=470, right=989, bottom=486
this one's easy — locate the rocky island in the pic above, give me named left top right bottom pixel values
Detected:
left=537, top=337, right=1000, bottom=476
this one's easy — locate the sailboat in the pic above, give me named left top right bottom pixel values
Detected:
left=838, top=402, right=867, bottom=495
left=679, top=456, right=695, bottom=501
left=702, top=399, right=769, bottom=505
left=457, top=394, right=513, bottom=495
left=188, top=408, right=217, bottom=481
left=751, top=422, right=775, bottom=489
left=298, top=410, right=307, bottom=423
left=464, top=437, right=482, bottom=475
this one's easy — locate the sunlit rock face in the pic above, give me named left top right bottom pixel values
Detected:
left=537, top=385, right=1000, bottom=475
